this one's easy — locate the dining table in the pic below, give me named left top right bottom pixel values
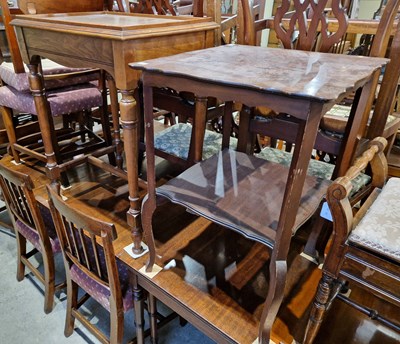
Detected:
left=10, top=11, right=219, bottom=255
left=129, top=44, right=389, bottom=343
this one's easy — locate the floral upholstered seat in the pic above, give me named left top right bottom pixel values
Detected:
left=155, top=123, right=371, bottom=193
left=349, top=177, right=400, bottom=262
left=256, top=147, right=371, bottom=194
left=154, top=123, right=237, bottom=160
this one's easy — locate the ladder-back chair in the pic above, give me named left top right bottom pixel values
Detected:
left=117, top=0, right=227, bottom=168
left=47, top=183, right=142, bottom=344
left=0, top=160, right=65, bottom=313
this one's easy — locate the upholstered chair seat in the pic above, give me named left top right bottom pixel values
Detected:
left=256, top=147, right=371, bottom=194
left=154, top=123, right=237, bottom=161
left=348, top=177, right=400, bottom=262
left=0, top=83, right=103, bottom=116
left=154, top=123, right=370, bottom=193
left=70, top=262, right=133, bottom=313
left=14, top=204, right=61, bottom=254
left=0, top=60, right=99, bottom=92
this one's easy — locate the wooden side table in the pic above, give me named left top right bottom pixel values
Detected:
left=131, top=44, right=388, bottom=342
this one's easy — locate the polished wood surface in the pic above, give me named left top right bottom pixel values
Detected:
left=12, top=12, right=218, bottom=87
left=133, top=45, right=387, bottom=103
left=133, top=44, right=388, bottom=343
left=304, top=137, right=400, bottom=342
left=11, top=11, right=218, bottom=254
left=0, top=0, right=114, bottom=187
left=1, top=154, right=399, bottom=343
left=238, top=0, right=400, bottom=176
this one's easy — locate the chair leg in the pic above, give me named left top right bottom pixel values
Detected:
left=77, top=111, right=87, bottom=143
left=104, top=73, right=119, bottom=167
left=110, top=302, right=124, bottom=344
left=132, top=273, right=145, bottom=344
left=1, top=106, right=20, bottom=163
left=42, top=250, right=56, bottom=314
left=148, top=293, right=158, bottom=344
left=15, top=232, right=26, bottom=281
left=303, top=273, right=336, bottom=344
left=64, top=279, right=78, bottom=337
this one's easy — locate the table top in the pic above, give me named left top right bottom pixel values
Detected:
left=11, top=11, right=219, bottom=40
left=131, top=44, right=388, bottom=102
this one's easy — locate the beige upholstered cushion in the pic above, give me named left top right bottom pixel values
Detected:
left=349, top=177, right=400, bottom=262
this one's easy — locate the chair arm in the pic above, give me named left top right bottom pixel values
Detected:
left=326, top=137, right=387, bottom=233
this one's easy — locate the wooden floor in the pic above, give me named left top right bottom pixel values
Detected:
left=1, top=153, right=399, bottom=344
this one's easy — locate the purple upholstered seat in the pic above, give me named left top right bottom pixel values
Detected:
left=15, top=204, right=61, bottom=254
left=0, top=83, right=103, bottom=116
left=0, top=60, right=99, bottom=92
left=70, top=262, right=133, bottom=313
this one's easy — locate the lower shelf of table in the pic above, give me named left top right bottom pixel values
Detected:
left=125, top=210, right=266, bottom=343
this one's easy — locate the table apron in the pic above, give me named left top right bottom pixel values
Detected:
left=141, top=73, right=330, bottom=120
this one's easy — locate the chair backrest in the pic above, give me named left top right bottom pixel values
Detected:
left=47, top=184, right=123, bottom=311
left=274, top=0, right=348, bottom=52
left=17, top=0, right=106, bottom=14
left=0, top=160, right=50, bottom=248
left=124, top=0, right=204, bottom=17
left=367, top=20, right=400, bottom=139
left=0, top=0, right=107, bottom=73
left=128, top=0, right=178, bottom=15
left=237, top=0, right=348, bottom=50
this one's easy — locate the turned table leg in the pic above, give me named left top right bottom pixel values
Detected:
left=119, top=89, right=144, bottom=255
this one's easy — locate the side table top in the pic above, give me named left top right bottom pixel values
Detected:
left=11, top=11, right=219, bottom=40
left=131, top=44, right=388, bottom=102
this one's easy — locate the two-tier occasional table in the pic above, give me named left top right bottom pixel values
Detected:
left=130, top=44, right=388, bottom=343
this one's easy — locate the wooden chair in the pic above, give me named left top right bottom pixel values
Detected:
left=303, top=136, right=400, bottom=343
left=0, top=0, right=114, bottom=186
left=47, top=183, right=142, bottom=344
left=17, top=0, right=108, bottom=13
left=234, top=0, right=400, bottom=261
left=243, top=0, right=400, bottom=176
left=0, top=160, right=65, bottom=313
left=120, top=0, right=227, bottom=168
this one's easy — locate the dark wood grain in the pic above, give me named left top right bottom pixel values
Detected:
left=1, top=154, right=399, bottom=343
left=133, top=44, right=387, bottom=343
